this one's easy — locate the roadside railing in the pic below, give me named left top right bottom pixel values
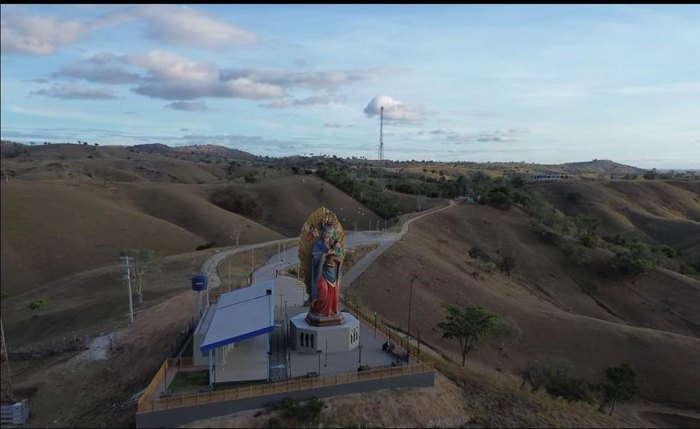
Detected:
left=341, top=297, right=434, bottom=364
left=137, top=361, right=433, bottom=413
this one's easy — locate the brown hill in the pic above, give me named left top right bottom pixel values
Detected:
left=560, top=159, right=646, bottom=176
left=527, top=179, right=700, bottom=263
left=347, top=203, right=700, bottom=408
left=0, top=181, right=282, bottom=294
left=205, top=175, right=384, bottom=237
left=1, top=143, right=229, bottom=184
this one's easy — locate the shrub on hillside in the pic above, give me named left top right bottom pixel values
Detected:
left=267, top=397, right=324, bottom=425
left=29, top=298, right=49, bottom=310
left=469, top=247, right=491, bottom=262
left=485, top=186, right=513, bottom=210
left=499, top=256, right=515, bottom=276
left=243, top=171, right=258, bottom=183
left=196, top=241, right=217, bottom=251
left=653, top=245, right=677, bottom=259
left=565, top=192, right=583, bottom=204
left=510, top=176, right=525, bottom=188
left=580, top=232, right=600, bottom=248
left=530, top=220, right=561, bottom=244
left=521, top=357, right=597, bottom=404
left=210, top=186, right=262, bottom=218
left=609, top=251, right=655, bottom=276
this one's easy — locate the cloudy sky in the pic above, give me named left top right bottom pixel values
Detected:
left=2, top=4, right=699, bottom=168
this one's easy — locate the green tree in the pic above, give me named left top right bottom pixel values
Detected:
left=437, top=304, right=500, bottom=366
left=601, top=363, right=638, bottom=415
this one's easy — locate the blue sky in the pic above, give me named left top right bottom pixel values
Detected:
left=1, top=4, right=699, bottom=168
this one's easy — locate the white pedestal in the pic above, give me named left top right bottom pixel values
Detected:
left=289, top=312, right=360, bottom=354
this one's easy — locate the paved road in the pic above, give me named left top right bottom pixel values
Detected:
left=202, top=199, right=458, bottom=295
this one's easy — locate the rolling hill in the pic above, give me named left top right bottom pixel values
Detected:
left=347, top=202, right=700, bottom=409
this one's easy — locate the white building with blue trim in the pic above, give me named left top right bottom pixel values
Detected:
left=192, top=280, right=275, bottom=385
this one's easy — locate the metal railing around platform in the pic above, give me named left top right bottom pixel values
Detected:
left=137, top=360, right=433, bottom=413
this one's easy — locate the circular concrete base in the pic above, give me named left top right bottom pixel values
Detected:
left=289, top=312, right=360, bottom=354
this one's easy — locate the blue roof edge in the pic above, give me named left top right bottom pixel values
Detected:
left=200, top=325, right=274, bottom=353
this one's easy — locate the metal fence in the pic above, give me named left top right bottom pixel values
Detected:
left=137, top=360, right=432, bottom=413
left=341, top=297, right=435, bottom=364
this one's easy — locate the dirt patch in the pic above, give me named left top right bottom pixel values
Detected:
left=640, top=412, right=700, bottom=428
left=183, top=372, right=469, bottom=428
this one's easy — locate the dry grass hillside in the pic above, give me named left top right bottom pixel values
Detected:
left=1, top=143, right=230, bottom=184
left=346, top=203, right=700, bottom=409
left=204, top=175, right=384, bottom=236
left=0, top=181, right=283, bottom=294
left=528, top=180, right=700, bottom=263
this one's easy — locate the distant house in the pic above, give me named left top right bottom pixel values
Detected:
left=528, top=173, right=568, bottom=182
left=305, top=168, right=318, bottom=175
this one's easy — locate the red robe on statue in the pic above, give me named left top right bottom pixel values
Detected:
left=310, top=255, right=340, bottom=316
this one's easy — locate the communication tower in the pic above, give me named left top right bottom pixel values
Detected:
left=378, top=106, right=384, bottom=192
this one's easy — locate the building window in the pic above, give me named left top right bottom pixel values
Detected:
left=300, top=332, right=304, bottom=347
left=305, top=333, right=309, bottom=348
left=310, top=334, right=314, bottom=349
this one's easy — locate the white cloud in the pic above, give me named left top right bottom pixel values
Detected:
left=133, top=4, right=257, bottom=49
left=363, top=95, right=426, bottom=122
left=128, top=50, right=217, bottom=83
left=222, top=78, right=286, bottom=99
left=1, top=5, right=258, bottom=55
left=165, top=101, right=208, bottom=111
left=220, top=68, right=385, bottom=90
left=53, top=53, right=140, bottom=84
left=1, top=9, right=89, bottom=55
left=418, top=127, right=530, bottom=143
left=32, top=83, right=117, bottom=100
left=126, top=50, right=285, bottom=100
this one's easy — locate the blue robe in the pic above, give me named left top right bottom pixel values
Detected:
left=310, top=238, right=330, bottom=302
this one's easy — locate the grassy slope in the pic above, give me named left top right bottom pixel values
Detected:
left=204, top=175, right=384, bottom=236
left=346, top=203, right=700, bottom=409
left=2, top=143, right=228, bottom=184
left=1, top=181, right=203, bottom=293
left=529, top=179, right=700, bottom=263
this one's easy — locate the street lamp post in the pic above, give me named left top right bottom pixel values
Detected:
left=317, top=350, right=322, bottom=375
left=407, top=275, right=416, bottom=362
left=358, top=344, right=364, bottom=369
left=374, top=312, right=378, bottom=338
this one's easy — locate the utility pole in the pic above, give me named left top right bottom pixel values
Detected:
left=1, top=317, right=15, bottom=403
left=120, top=256, right=135, bottom=324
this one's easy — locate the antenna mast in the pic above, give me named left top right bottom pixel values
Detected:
left=378, top=106, right=384, bottom=192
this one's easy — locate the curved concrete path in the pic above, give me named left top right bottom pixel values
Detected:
left=202, top=199, right=458, bottom=294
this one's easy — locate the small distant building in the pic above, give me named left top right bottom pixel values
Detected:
left=193, top=280, right=275, bottom=385
left=528, top=173, right=569, bottom=182
left=305, top=168, right=317, bottom=175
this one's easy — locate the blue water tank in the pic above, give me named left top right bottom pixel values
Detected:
left=191, top=274, right=208, bottom=291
